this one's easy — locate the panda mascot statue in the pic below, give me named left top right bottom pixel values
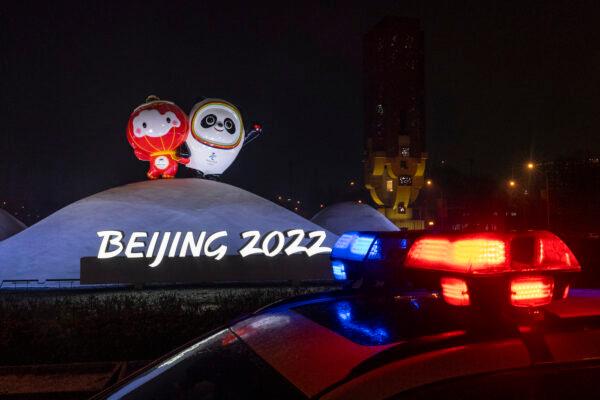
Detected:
left=178, top=98, right=262, bottom=180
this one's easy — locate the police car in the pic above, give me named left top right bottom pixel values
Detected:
left=94, top=231, right=600, bottom=399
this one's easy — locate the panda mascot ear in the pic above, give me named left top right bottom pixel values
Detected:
left=146, top=94, right=160, bottom=103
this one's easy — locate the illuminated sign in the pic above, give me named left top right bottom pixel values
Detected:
left=97, top=229, right=331, bottom=268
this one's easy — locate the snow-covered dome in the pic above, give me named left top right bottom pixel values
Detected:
left=311, top=202, right=399, bottom=235
left=0, top=179, right=336, bottom=282
left=0, top=209, right=26, bottom=241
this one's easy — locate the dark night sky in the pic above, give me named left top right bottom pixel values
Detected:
left=2, top=1, right=600, bottom=219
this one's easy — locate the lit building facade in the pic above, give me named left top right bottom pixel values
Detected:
left=364, top=17, right=427, bottom=230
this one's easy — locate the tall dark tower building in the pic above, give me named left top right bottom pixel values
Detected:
left=364, top=17, right=427, bottom=229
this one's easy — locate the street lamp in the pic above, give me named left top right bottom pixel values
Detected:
left=527, top=162, right=535, bottom=170
left=508, top=180, right=516, bottom=188
left=426, top=179, right=432, bottom=186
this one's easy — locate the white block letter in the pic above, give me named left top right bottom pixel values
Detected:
left=97, top=231, right=124, bottom=259
left=205, top=231, right=228, bottom=260
left=125, top=232, right=147, bottom=258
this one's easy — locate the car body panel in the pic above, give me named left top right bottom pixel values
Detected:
left=320, top=339, right=531, bottom=400
left=231, top=310, right=394, bottom=397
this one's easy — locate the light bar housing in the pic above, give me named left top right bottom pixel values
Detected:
left=404, top=231, right=580, bottom=308
left=405, top=231, right=580, bottom=275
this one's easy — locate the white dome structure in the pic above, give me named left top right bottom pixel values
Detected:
left=0, top=209, right=26, bottom=241
left=0, top=179, right=336, bottom=283
left=311, top=202, right=399, bottom=235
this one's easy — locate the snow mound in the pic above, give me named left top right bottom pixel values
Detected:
left=311, top=202, right=399, bottom=235
left=0, top=209, right=26, bottom=241
left=0, top=179, right=336, bottom=282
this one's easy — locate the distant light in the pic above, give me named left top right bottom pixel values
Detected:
left=350, top=181, right=356, bottom=186
left=277, top=195, right=283, bottom=201
left=527, top=162, right=535, bottom=170
left=320, top=204, right=325, bottom=208
left=296, top=200, right=301, bottom=204
left=427, top=220, right=435, bottom=226
left=287, top=198, right=291, bottom=202
left=357, top=200, right=363, bottom=204
left=426, top=179, right=432, bottom=186
left=509, top=180, right=516, bottom=187
left=293, top=207, right=298, bottom=212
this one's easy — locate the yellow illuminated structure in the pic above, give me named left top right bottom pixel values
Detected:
left=365, top=141, right=427, bottom=230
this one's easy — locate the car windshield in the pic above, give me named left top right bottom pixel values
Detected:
left=104, top=328, right=305, bottom=400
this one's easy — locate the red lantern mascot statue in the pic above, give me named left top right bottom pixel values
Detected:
left=127, top=96, right=190, bottom=179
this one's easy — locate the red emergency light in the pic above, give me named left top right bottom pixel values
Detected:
left=405, top=231, right=580, bottom=308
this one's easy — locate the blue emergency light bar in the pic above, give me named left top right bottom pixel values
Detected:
left=332, top=232, right=376, bottom=261
left=330, top=231, right=422, bottom=284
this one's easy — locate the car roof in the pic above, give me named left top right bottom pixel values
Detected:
left=232, top=288, right=600, bottom=398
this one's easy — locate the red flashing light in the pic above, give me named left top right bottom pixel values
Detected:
left=440, top=277, right=470, bottom=306
left=405, top=231, right=579, bottom=275
left=510, top=276, right=554, bottom=307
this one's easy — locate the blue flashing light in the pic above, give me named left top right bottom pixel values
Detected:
left=332, top=260, right=347, bottom=280
left=367, top=239, right=383, bottom=260
left=400, top=238, right=408, bottom=250
left=332, top=232, right=377, bottom=261
left=334, top=233, right=356, bottom=250
left=350, top=235, right=375, bottom=257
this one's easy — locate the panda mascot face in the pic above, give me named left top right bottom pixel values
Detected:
left=185, top=99, right=245, bottom=175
